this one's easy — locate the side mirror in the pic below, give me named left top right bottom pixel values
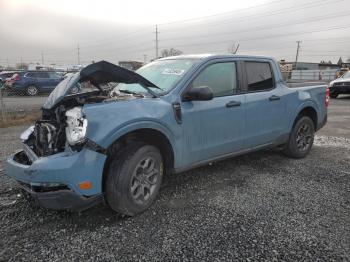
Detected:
left=182, top=86, right=213, bottom=101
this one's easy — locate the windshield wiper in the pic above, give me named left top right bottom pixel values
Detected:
left=118, top=89, right=145, bottom=97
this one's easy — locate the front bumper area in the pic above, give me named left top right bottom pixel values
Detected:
left=5, top=147, right=107, bottom=211
left=19, top=182, right=103, bottom=211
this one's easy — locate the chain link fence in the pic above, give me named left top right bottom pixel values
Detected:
left=281, top=69, right=338, bottom=82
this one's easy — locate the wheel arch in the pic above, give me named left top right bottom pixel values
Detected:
left=101, top=127, right=175, bottom=194
left=293, top=105, right=318, bottom=130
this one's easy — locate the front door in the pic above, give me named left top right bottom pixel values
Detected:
left=181, top=61, right=246, bottom=165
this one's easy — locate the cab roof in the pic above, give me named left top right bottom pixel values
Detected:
left=158, top=53, right=274, bottom=61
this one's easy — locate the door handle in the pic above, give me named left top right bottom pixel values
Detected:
left=226, top=101, right=241, bottom=107
left=269, top=95, right=280, bottom=101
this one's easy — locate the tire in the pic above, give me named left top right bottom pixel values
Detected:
left=283, top=116, right=315, bottom=159
left=105, top=142, right=164, bottom=216
left=26, top=85, right=38, bottom=96
left=330, top=93, right=338, bottom=99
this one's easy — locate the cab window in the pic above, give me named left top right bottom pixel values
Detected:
left=245, top=62, right=274, bottom=92
left=191, top=62, right=237, bottom=97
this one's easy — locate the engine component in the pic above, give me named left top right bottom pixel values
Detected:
left=65, top=107, right=88, bottom=145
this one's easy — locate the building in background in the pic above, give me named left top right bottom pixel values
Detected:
left=118, top=61, right=144, bottom=71
left=278, top=60, right=340, bottom=82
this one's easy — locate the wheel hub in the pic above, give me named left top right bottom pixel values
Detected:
left=296, top=123, right=312, bottom=151
left=130, top=157, right=159, bottom=203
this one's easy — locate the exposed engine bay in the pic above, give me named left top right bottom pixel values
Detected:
left=23, top=86, right=141, bottom=158
left=21, top=60, right=159, bottom=159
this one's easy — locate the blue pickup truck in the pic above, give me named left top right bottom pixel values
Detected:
left=5, top=55, right=328, bottom=216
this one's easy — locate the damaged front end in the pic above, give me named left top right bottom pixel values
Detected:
left=5, top=61, right=159, bottom=210
left=22, top=105, right=87, bottom=160
left=19, top=60, right=159, bottom=159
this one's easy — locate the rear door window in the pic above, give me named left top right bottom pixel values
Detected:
left=245, top=62, right=274, bottom=92
left=48, top=72, right=61, bottom=79
left=36, top=72, right=49, bottom=78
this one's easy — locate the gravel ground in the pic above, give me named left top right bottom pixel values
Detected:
left=0, top=97, right=349, bottom=261
left=1, top=95, right=47, bottom=112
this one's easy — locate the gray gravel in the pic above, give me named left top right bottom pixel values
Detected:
left=0, top=98, right=349, bottom=261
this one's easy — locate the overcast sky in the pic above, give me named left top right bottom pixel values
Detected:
left=1, top=0, right=350, bottom=66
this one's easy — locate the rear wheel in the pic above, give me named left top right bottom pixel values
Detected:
left=26, top=85, right=38, bottom=96
left=105, top=142, right=163, bottom=216
left=283, top=116, right=315, bottom=159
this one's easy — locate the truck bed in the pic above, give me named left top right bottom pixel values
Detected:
left=286, top=80, right=328, bottom=88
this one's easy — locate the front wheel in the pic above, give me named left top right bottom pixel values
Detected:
left=283, top=116, right=315, bottom=159
left=105, top=143, right=163, bottom=216
left=26, top=85, right=38, bottom=96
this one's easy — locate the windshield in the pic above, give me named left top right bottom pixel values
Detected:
left=114, top=59, right=195, bottom=94
left=342, top=71, right=350, bottom=78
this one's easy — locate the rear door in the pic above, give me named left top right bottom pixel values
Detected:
left=181, top=60, right=246, bottom=164
left=243, top=61, right=286, bottom=148
left=47, top=72, right=63, bottom=89
left=35, top=71, right=51, bottom=90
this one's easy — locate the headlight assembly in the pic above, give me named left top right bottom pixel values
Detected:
left=65, top=107, right=88, bottom=145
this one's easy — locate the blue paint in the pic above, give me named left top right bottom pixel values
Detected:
left=5, top=54, right=327, bottom=199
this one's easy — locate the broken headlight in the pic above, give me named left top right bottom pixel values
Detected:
left=65, top=107, right=88, bottom=145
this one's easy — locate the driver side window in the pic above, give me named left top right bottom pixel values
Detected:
left=191, top=62, right=237, bottom=97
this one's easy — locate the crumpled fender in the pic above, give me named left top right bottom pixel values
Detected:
left=82, top=98, right=180, bottom=164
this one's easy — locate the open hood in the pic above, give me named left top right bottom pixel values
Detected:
left=43, top=61, right=158, bottom=109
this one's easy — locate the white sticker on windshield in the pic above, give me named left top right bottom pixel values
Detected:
left=162, top=68, right=185, bottom=75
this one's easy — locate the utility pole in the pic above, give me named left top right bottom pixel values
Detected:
left=41, top=51, right=44, bottom=65
left=143, top=54, right=147, bottom=64
left=295, top=41, right=301, bottom=69
left=155, top=25, right=159, bottom=59
left=77, top=43, right=81, bottom=65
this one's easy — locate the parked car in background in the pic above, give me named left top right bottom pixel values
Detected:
left=329, top=70, right=350, bottom=98
left=6, top=71, right=63, bottom=96
left=0, top=71, right=17, bottom=85
left=5, top=55, right=328, bottom=216
left=335, top=68, right=349, bottom=78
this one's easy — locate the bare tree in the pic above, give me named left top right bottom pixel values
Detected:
left=161, top=48, right=183, bottom=58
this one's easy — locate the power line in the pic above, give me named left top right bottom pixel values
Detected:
left=76, top=7, right=349, bottom=56
left=73, top=0, right=335, bottom=50
left=161, top=0, right=339, bottom=31
left=77, top=0, right=340, bottom=51
left=157, top=0, right=290, bottom=26
left=160, top=11, right=350, bottom=42
left=160, top=24, right=350, bottom=50
left=79, top=26, right=153, bottom=47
